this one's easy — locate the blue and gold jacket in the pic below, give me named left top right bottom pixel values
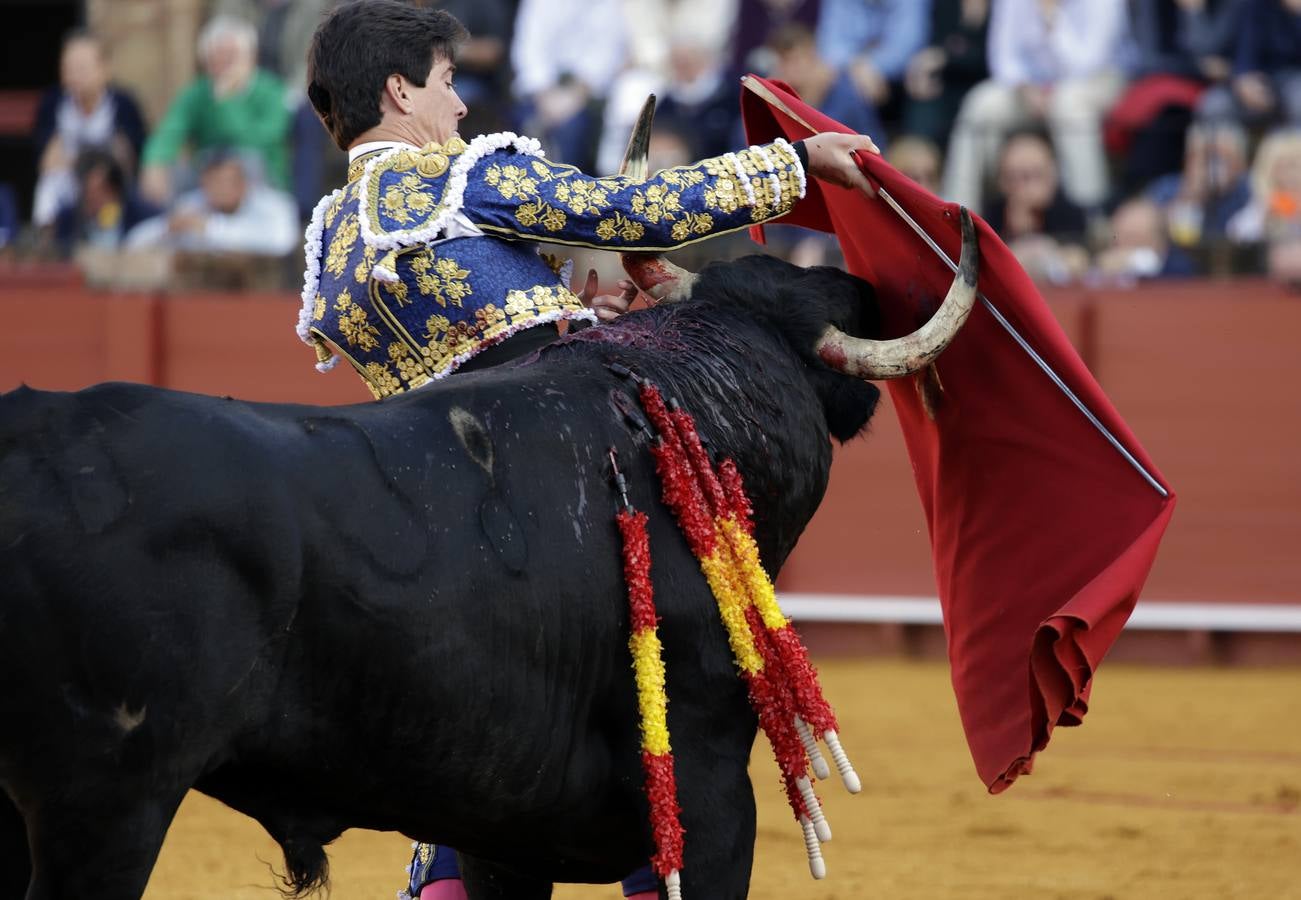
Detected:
left=297, top=132, right=807, bottom=398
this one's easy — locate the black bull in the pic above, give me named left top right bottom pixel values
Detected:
left=0, top=252, right=959, bottom=900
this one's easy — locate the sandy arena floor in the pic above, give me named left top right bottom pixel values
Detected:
left=142, top=660, right=1300, bottom=900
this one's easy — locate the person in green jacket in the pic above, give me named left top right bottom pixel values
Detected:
left=139, top=15, right=291, bottom=204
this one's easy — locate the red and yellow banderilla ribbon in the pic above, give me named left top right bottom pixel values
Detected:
left=634, top=381, right=860, bottom=879
left=611, top=450, right=684, bottom=899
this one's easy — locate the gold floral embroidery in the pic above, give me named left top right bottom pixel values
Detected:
left=484, top=164, right=539, bottom=200
left=595, top=212, right=646, bottom=242
left=312, top=294, right=326, bottom=320
left=486, top=161, right=571, bottom=232
left=409, top=255, right=472, bottom=307
left=671, top=212, right=714, bottom=242
left=333, top=288, right=380, bottom=352
left=552, top=178, right=610, bottom=215
left=630, top=183, right=683, bottom=225
left=324, top=192, right=346, bottom=229
left=380, top=172, right=440, bottom=226
left=660, top=167, right=706, bottom=189
left=379, top=278, right=410, bottom=306
left=354, top=244, right=377, bottom=283
left=325, top=214, right=359, bottom=277
left=515, top=201, right=567, bottom=232
left=388, top=342, right=425, bottom=383
left=364, top=361, right=402, bottom=396
left=424, top=313, right=451, bottom=340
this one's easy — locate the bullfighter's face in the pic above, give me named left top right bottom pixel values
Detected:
left=409, top=56, right=467, bottom=146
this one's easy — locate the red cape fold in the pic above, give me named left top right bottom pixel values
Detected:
left=740, top=76, right=1176, bottom=792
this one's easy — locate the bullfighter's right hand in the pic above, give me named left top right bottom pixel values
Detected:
left=804, top=131, right=881, bottom=198
left=577, top=268, right=638, bottom=323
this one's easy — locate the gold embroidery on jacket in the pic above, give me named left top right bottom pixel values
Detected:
left=595, top=211, right=646, bottom=242
left=381, top=172, right=439, bottom=226
left=325, top=214, right=359, bottom=277
left=388, top=341, right=426, bottom=385
left=552, top=178, right=610, bottom=215
left=333, top=288, right=380, bottom=352
left=485, top=161, right=569, bottom=233
left=671, top=212, right=715, bottom=242
left=364, top=361, right=402, bottom=397
left=409, top=255, right=472, bottom=308
left=630, top=183, right=683, bottom=224
left=354, top=245, right=377, bottom=283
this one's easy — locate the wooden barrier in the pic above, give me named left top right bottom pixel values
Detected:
left=1, top=278, right=1298, bottom=614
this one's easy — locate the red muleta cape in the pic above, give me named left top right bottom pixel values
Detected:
left=740, top=76, right=1176, bottom=792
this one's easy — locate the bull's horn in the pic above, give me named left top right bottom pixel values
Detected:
left=615, top=94, right=699, bottom=304
left=815, top=207, right=979, bottom=380
left=618, top=94, right=656, bottom=181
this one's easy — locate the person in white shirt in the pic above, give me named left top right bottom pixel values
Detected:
left=126, top=148, right=299, bottom=256
left=942, top=0, right=1132, bottom=214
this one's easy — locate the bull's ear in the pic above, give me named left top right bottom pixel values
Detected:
left=807, top=369, right=880, bottom=443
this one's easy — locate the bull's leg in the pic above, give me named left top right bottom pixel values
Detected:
left=22, top=788, right=184, bottom=900
left=673, top=753, right=756, bottom=900
left=456, top=853, right=552, bottom=900
left=0, top=790, right=30, bottom=900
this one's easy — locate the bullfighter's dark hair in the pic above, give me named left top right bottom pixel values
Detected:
left=306, top=0, right=468, bottom=150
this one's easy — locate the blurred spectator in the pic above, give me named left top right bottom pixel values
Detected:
left=815, top=0, right=931, bottom=127
left=1107, top=0, right=1248, bottom=194
left=770, top=24, right=886, bottom=145
left=1198, top=0, right=1301, bottom=128
left=127, top=149, right=298, bottom=256
left=419, top=0, right=514, bottom=135
left=887, top=134, right=944, bottom=193
left=32, top=30, right=147, bottom=228
left=1149, top=121, right=1251, bottom=247
left=1092, top=195, right=1197, bottom=282
left=624, top=0, right=739, bottom=78
left=211, top=0, right=347, bottom=218
left=901, top=0, right=990, bottom=148
left=0, top=185, right=17, bottom=253
left=139, top=16, right=292, bottom=205
left=510, top=0, right=628, bottom=169
left=732, top=0, right=820, bottom=75
left=943, top=0, right=1132, bottom=214
left=213, top=0, right=337, bottom=92
left=1227, top=128, right=1301, bottom=241
left=596, top=4, right=740, bottom=174
left=49, top=149, right=160, bottom=257
left=986, top=130, right=1090, bottom=283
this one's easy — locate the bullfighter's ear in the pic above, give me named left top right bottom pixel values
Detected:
left=807, top=369, right=880, bottom=443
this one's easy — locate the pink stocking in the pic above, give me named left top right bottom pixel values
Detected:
left=420, top=880, right=468, bottom=900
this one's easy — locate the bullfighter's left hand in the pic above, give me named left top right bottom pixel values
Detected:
left=577, top=268, right=638, bottom=322
left=805, top=131, right=882, bottom=198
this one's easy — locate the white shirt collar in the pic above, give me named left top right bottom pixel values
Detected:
left=348, top=140, right=421, bottom=163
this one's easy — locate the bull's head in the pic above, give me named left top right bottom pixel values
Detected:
left=613, top=97, right=978, bottom=440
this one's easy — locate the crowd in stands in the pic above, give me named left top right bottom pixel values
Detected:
left=7, top=0, right=1301, bottom=289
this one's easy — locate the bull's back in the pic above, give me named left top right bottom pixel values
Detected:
left=0, top=383, right=305, bottom=776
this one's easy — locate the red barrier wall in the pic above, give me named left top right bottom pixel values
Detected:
left=2, top=277, right=1298, bottom=605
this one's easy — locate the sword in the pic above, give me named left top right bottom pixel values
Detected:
left=739, top=76, right=1168, bottom=499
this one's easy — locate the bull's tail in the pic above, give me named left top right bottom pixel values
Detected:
left=273, top=834, right=329, bottom=899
